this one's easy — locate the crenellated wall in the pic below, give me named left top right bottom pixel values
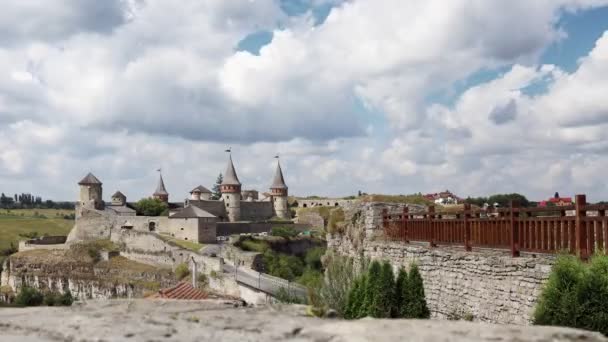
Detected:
left=327, top=202, right=554, bottom=325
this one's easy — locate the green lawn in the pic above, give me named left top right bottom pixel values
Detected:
left=158, top=234, right=205, bottom=252
left=0, top=209, right=75, bottom=251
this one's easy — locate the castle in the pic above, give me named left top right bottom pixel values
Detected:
left=71, top=154, right=290, bottom=244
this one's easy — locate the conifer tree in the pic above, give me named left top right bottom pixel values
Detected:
left=393, top=267, right=408, bottom=318
left=361, top=260, right=382, bottom=317
left=375, top=261, right=395, bottom=318
left=345, top=274, right=366, bottom=319
left=212, top=173, right=223, bottom=200
left=404, top=263, right=430, bottom=318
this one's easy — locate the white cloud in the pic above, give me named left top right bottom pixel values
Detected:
left=1, top=1, right=608, bottom=201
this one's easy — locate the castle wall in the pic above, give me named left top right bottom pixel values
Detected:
left=168, top=217, right=217, bottom=243
left=216, top=222, right=311, bottom=237
left=240, top=201, right=274, bottom=221
left=188, top=200, right=227, bottom=220
left=327, top=202, right=554, bottom=325
left=296, top=198, right=358, bottom=209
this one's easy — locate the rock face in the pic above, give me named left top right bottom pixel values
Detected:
left=1, top=249, right=175, bottom=300
left=0, top=300, right=604, bottom=342
left=327, top=202, right=554, bottom=325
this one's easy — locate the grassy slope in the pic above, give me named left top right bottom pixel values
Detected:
left=0, top=209, right=75, bottom=250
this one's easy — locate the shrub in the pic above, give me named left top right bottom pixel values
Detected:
left=327, top=208, right=345, bottom=234
left=534, top=254, right=608, bottom=336
left=197, top=274, right=209, bottom=287
left=404, top=263, right=430, bottom=318
left=15, top=287, right=44, bottom=306
left=319, top=252, right=356, bottom=317
left=87, top=247, right=101, bottom=263
left=304, top=247, right=326, bottom=270
left=271, top=226, right=298, bottom=239
left=344, top=275, right=366, bottom=319
left=275, top=287, right=304, bottom=304
left=578, top=255, right=608, bottom=335
left=175, top=263, right=190, bottom=280
left=134, top=198, right=168, bottom=216
left=533, top=255, right=585, bottom=327
left=361, top=260, right=382, bottom=317
left=43, top=292, right=58, bottom=306
left=393, top=267, right=408, bottom=318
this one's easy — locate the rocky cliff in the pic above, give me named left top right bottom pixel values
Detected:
left=327, top=202, right=554, bottom=325
left=0, top=247, right=175, bottom=301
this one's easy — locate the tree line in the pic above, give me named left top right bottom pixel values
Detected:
left=0, top=192, right=74, bottom=210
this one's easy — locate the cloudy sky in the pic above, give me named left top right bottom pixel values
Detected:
left=1, top=0, right=608, bottom=202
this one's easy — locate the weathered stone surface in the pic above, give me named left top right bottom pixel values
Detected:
left=0, top=300, right=604, bottom=342
left=328, top=202, right=555, bottom=325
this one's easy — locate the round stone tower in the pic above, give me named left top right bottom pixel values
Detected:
left=270, top=159, right=289, bottom=219
left=220, top=155, right=241, bottom=222
left=77, top=172, right=104, bottom=214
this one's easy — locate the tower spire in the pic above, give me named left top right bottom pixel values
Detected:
left=221, top=152, right=241, bottom=186
left=270, top=157, right=287, bottom=190
left=153, top=169, right=169, bottom=203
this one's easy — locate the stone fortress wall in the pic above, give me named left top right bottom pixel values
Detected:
left=296, top=198, right=358, bottom=209
left=327, top=202, right=554, bottom=325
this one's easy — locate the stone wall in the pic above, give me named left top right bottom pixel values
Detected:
left=296, top=198, right=358, bottom=209
left=240, top=201, right=274, bottom=221
left=110, top=229, right=221, bottom=274
left=216, top=222, right=310, bottom=236
left=327, top=201, right=554, bottom=325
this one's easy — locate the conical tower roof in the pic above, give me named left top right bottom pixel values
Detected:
left=154, top=174, right=169, bottom=196
left=78, top=172, right=102, bottom=185
left=221, top=155, right=241, bottom=186
left=270, top=160, right=288, bottom=190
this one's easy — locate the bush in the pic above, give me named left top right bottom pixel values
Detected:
left=175, top=263, right=190, bottom=280
left=43, top=292, right=58, bottom=306
left=361, top=260, right=382, bottom=317
left=304, top=247, right=326, bottom=270
left=319, top=253, right=357, bottom=317
left=393, top=267, right=408, bottom=318
left=58, top=291, right=74, bottom=306
left=404, top=263, right=430, bottom=318
left=271, top=226, right=298, bottom=239
left=327, top=208, right=345, bottom=234
left=275, top=287, right=304, bottom=304
left=534, top=254, right=608, bottom=336
left=533, top=255, right=585, bottom=327
left=344, top=275, right=366, bottom=319
left=15, top=287, right=44, bottom=306
left=134, top=198, right=168, bottom=216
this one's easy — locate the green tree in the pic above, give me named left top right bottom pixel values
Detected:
left=344, top=275, right=366, bottom=319
left=361, top=260, right=382, bottom=317
left=134, top=198, right=168, bottom=216
left=404, top=263, right=430, bottom=318
left=14, top=287, right=44, bottom=306
left=212, top=173, right=223, bottom=200
left=393, top=267, right=408, bottom=318
left=577, top=255, right=608, bottom=335
left=533, top=255, right=585, bottom=327
left=375, top=261, right=396, bottom=318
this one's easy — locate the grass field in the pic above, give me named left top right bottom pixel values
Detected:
left=0, top=209, right=75, bottom=251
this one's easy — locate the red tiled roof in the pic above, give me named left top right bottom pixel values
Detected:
left=148, top=282, right=208, bottom=300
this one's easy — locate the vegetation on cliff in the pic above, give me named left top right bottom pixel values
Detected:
left=534, top=254, right=608, bottom=336
left=359, top=194, right=432, bottom=206
left=343, top=260, right=430, bottom=319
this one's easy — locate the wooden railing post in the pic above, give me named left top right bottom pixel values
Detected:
left=402, top=206, right=409, bottom=242
left=428, top=205, right=436, bottom=247
left=510, top=200, right=520, bottom=257
left=382, top=208, right=389, bottom=238
left=464, top=203, right=471, bottom=251
left=575, top=194, right=588, bottom=260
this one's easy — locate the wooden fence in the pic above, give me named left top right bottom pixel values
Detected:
left=382, top=194, right=608, bottom=259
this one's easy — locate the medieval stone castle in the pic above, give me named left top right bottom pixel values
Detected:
left=70, top=154, right=289, bottom=244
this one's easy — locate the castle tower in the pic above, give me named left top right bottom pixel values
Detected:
left=78, top=172, right=104, bottom=213
left=190, top=185, right=212, bottom=201
left=153, top=172, right=169, bottom=203
left=111, top=191, right=127, bottom=206
left=270, top=158, right=289, bottom=219
left=220, top=154, right=241, bottom=222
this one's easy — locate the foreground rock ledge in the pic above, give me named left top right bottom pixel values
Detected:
left=0, top=300, right=605, bottom=342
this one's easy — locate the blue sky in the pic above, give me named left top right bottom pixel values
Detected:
left=1, top=0, right=608, bottom=202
